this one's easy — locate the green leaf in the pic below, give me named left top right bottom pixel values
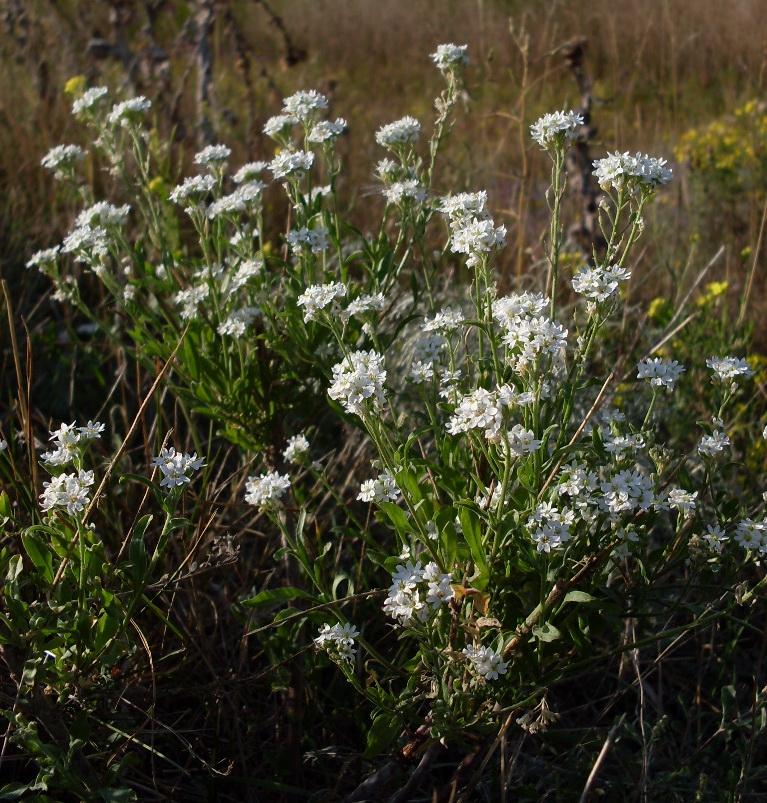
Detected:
left=241, top=587, right=318, bottom=608
left=363, top=713, right=401, bottom=759
left=563, top=590, right=598, bottom=605
left=21, top=533, right=53, bottom=584
left=377, top=502, right=412, bottom=538
left=532, top=622, right=561, bottom=642
left=0, top=491, right=11, bottom=519
left=458, top=505, right=489, bottom=589
left=98, top=787, right=138, bottom=803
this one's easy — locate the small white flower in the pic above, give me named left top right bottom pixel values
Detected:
left=358, top=469, right=400, bottom=503
left=463, top=644, right=508, bottom=680
left=151, top=447, right=205, bottom=489
left=375, top=116, right=420, bottom=149
left=530, top=110, right=583, bottom=149
left=283, top=434, right=310, bottom=464
left=194, top=144, right=231, bottom=166
left=107, top=96, right=151, bottom=127
left=430, top=43, right=469, bottom=72
left=244, top=471, right=291, bottom=508
left=637, top=358, right=685, bottom=391
left=72, top=86, right=108, bottom=115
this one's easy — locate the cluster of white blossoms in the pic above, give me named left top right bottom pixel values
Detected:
left=430, top=43, right=469, bottom=72
left=40, top=469, right=95, bottom=516
left=26, top=246, right=60, bottom=271
left=233, top=161, right=268, bottom=184
left=447, top=385, right=534, bottom=445
left=383, top=560, right=454, bottom=627
left=600, top=468, right=656, bottom=516
left=698, top=429, right=730, bottom=457
left=244, top=471, right=291, bottom=509
left=492, top=293, right=568, bottom=373
left=169, top=174, right=216, bottom=205
left=76, top=202, right=130, bottom=229
left=439, top=190, right=506, bottom=268
left=530, top=110, right=584, bottom=150
left=462, top=644, right=508, bottom=681
left=174, top=284, right=210, bottom=321
left=286, top=225, right=330, bottom=253
left=283, top=434, right=310, bottom=464
left=592, top=151, right=673, bottom=192
left=193, top=144, right=231, bottom=166
left=375, top=116, right=421, bottom=149
left=358, top=469, right=400, bottom=503
left=41, top=420, right=104, bottom=466
left=340, top=292, right=387, bottom=323
left=307, top=118, right=347, bottom=144
left=217, top=307, right=261, bottom=338
left=269, top=149, right=315, bottom=181
left=72, top=86, right=108, bottom=116
left=207, top=180, right=265, bottom=220
left=282, top=89, right=328, bottom=122
left=314, top=622, right=359, bottom=663
left=296, top=282, right=346, bottom=322
left=527, top=502, right=576, bottom=553
left=733, top=520, right=767, bottom=554
left=41, top=144, right=86, bottom=179
left=151, top=447, right=206, bottom=489
left=637, top=357, right=686, bottom=391
left=572, top=263, right=631, bottom=310
left=328, top=350, right=387, bottom=417
left=383, top=178, right=427, bottom=206
left=666, top=488, right=698, bottom=516
left=106, top=96, right=152, bottom=128
left=706, top=356, right=754, bottom=387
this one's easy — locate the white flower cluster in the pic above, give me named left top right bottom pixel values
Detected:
left=462, top=644, right=508, bottom=681
left=383, top=178, right=426, bottom=205
left=307, top=118, right=347, bottom=143
left=375, top=116, right=421, bottom=149
left=341, top=292, right=387, bottom=322
left=527, top=502, right=575, bottom=553
left=41, top=144, right=86, bottom=178
left=430, top=43, right=469, bottom=72
left=169, top=174, right=216, bottom=205
left=26, top=246, right=60, bottom=271
left=492, top=293, right=568, bottom=373
left=314, top=622, right=359, bottom=662
left=282, top=89, right=328, bottom=122
left=600, top=468, right=656, bottom=516
left=358, top=469, right=400, bottom=503
left=75, top=202, right=130, bottom=229
left=706, top=356, right=754, bottom=386
left=151, top=447, right=205, bottom=489
left=637, top=358, right=686, bottom=391
left=269, top=149, right=314, bottom=180
left=297, top=282, right=346, bottom=322
left=283, top=434, right=310, bottom=464
left=422, top=307, right=465, bottom=334
left=107, top=96, right=151, bottom=127
left=572, top=263, right=631, bottom=310
left=666, top=488, right=698, bottom=516
left=244, top=471, right=291, bottom=508
left=217, top=307, right=261, bottom=338
left=72, top=86, right=108, bottom=115
left=61, top=223, right=110, bottom=267
left=383, top=560, right=454, bottom=627
left=530, top=110, right=584, bottom=150
left=42, top=420, right=104, bottom=466
left=233, top=161, right=268, bottom=184
left=447, top=385, right=535, bottom=445
left=328, top=350, right=387, bottom=417
left=174, top=284, right=210, bottom=320
left=593, top=151, right=673, bottom=192
left=440, top=190, right=506, bottom=268
left=40, top=469, right=95, bottom=515
left=286, top=225, right=330, bottom=253
left=734, top=520, right=767, bottom=554
left=194, top=144, right=231, bottom=166
left=698, top=430, right=730, bottom=457
left=207, top=181, right=266, bottom=219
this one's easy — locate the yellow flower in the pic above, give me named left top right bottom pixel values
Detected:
left=64, top=76, right=87, bottom=97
